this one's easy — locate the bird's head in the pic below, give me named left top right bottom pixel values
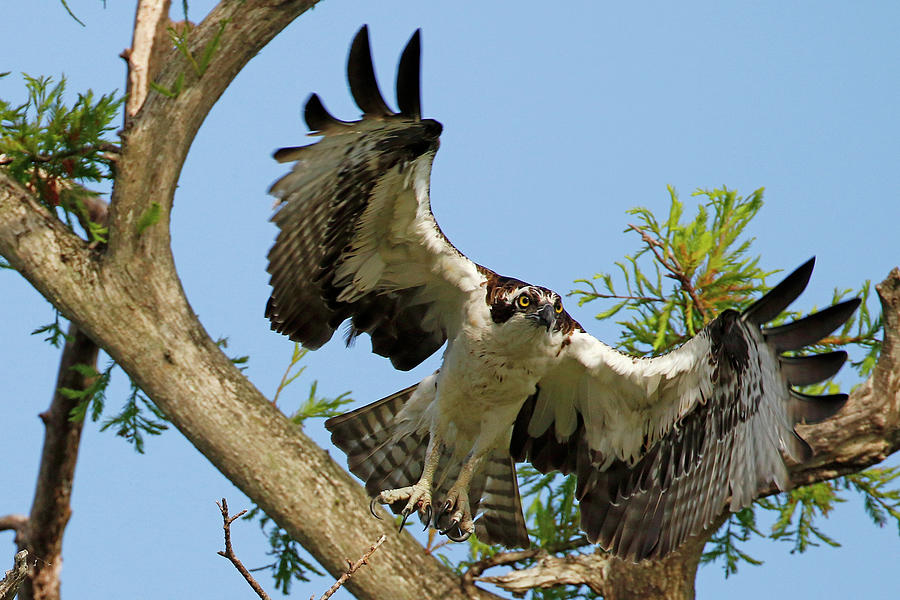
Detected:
left=487, top=278, right=576, bottom=336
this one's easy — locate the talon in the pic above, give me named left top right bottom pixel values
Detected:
left=440, top=517, right=460, bottom=536
left=421, top=505, right=433, bottom=530
left=435, top=499, right=452, bottom=525
left=398, top=508, right=411, bottom=532
left=369, top=496, right=383, bottom=520
left=445, top=526, right=472, bottom=543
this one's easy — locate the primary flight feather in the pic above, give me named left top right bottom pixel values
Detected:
left=265, top=26, right=859, bottom=560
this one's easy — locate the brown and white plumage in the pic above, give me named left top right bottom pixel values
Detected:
left=266, top=28, right=481, bottom=370
left=265, top=26, right=859, bottom=559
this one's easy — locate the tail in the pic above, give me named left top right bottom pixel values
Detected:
left=471, top=453, right=530, bottom=548
left=325, top=384, right=428, bottom=499
left=325, top=383, right=530, bottom=548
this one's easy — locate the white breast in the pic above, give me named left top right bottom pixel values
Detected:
left=428, top=304, right=566, bottom=456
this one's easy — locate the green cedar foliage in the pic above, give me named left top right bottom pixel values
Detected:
left=61, top=360, right=169, bottom=454
left=1, top=73, right=173, bottom=453
left=0, top=73, right=122, bottom=243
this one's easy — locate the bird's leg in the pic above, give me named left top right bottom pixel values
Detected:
left=435, top=450, right=486, bottom=542
left=370, top=434, right=442, bottom=531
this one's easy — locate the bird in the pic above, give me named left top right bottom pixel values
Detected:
left=264, top=25, right=860, bottom=560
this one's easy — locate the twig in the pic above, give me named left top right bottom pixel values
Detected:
left=314, top=534, right=387, bottom=600
left=0, top=144, right=120, bottom=166
left=271, top=344, right=306, bottom=407
left=216, top=498, right=271, bottom=600
left=627, top=222, right=709, bottom=320
left=423, top=528, right=451, bottom=555
left=584, top=292, right=666, bottom=303
left=462, top=548, right=542, bottom=596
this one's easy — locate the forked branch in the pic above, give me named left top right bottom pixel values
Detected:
left=216, top=499, right=271, bottom=600
left=216, top=498, right=387, bottom=600
left=315, top=534, right=387, bottom=600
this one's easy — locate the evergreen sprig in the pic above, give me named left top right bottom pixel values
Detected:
left=31, top=310, right=71, bottom=347
left=98, top=380, right=169, bottom=454
left=30, top=308, right=171, bottom=454
left=0, top=73, right=122, bottom=243
left=572, top=187, right=773, bottom=353
left=61, top=357, right=168, bottom=454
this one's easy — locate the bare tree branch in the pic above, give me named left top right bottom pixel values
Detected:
left=18, top=324, right=100, bottom=600
left=0, top=550, right=28, bottom=600
left=216, top=499, right=271, bottom=600
left=461, top=537, right=590, bottom=596
left=477, top=551, right=610, bottom=596
left=125, top=0, right=172, bottom=120
left=108, top=0, right=321, bottom=263
left=479, top=519, right=722, bottom=600
left=317, top=534, right=387, bottom=600
left=0, top=516, right=28, bottom=550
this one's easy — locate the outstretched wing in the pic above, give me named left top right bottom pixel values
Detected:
left=266, top=26, right=487, bottom=370
left=510, top=258, right=859, bottom=560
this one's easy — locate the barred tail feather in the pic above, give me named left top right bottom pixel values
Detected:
left=325, top=385, right=428, bottom=508
left=475, top=453, right=530, bottom=548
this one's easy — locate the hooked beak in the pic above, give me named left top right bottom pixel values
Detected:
left=534, top=303, right=556, bottom=331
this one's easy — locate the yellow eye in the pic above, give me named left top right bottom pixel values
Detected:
left=554, top=301, right=563, bottom=314
left=517, top=295, right=531, bottom=308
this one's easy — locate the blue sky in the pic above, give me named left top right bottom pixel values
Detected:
left=2, top=1, right=899, bottom=599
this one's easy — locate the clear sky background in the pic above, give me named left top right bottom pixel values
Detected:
left=2, top=1, right=899, bottom=599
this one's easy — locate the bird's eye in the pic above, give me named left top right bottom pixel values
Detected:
left=554, top=300, right=563, bottom=314
left=517, top=295, right=531, bottom=308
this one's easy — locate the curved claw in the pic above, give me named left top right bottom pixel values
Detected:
left=421, top=504, right=433, bottom=530
left=398, top=508, right=412, bottom=532
left=435, top=499, right=452, bottom=526
left=369, top=496, right=384, bottom=520
left=439, top=517, right=460, bottom=536
left=444, top=525, right=472, bottom=543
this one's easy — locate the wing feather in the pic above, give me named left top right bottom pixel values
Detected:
left=347, top=26, right=393, bottom=117
left=266, top=26, right=487, bottom=370
left=396, top=30, right=422, bottom=118
left=511, top=261, right=857, bottom=560
left=763, top=299, right=861, bottom=351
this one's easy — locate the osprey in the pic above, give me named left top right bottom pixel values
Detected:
left=265, top=26, right=859, bottom=560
